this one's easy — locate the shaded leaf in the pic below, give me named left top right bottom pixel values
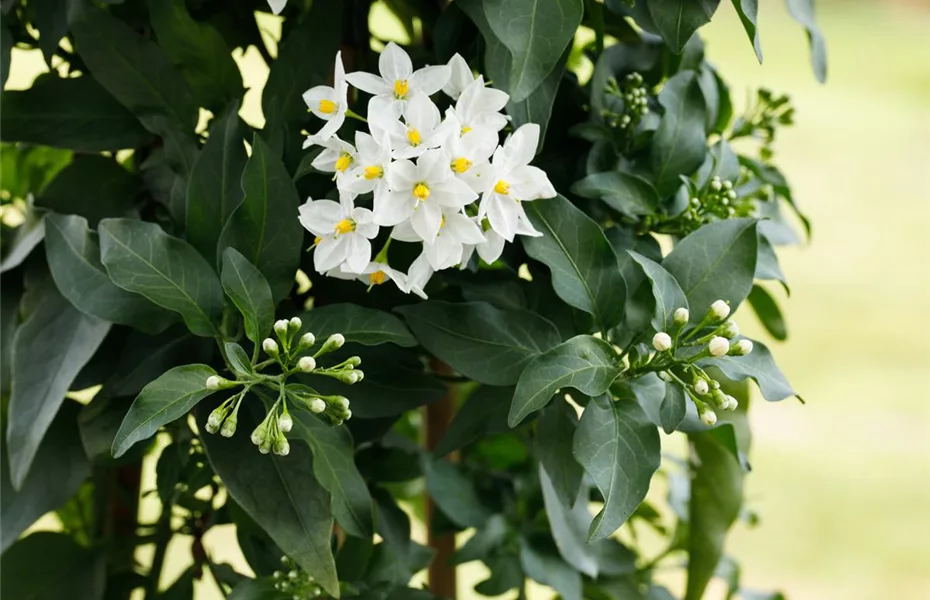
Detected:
left=221, top=248, right=275, bottom=346
left=785, top=0, right=828, bottom=83
left=646, top=0, right=720, bottom=53
left=435, top=386, right=511, bottom=457
left=0, top=532, right=105, bottom=599
left=659, top=380, right=687, bottom=434
left=540, top=465, right=599, bottom=577
left=519, top=537, right=582, bottom=600
left=423, top=457, right=491, bottom=528
left=628, top=251, right=689, bottom=333
left=731, top=0, right=763, bottom=61
left=537, top=398, right=584, bottom=507
left=747, top=284, right=787, bottom=341
left=572, top=171, right=660, bottom=216
left=699, top=339, right=798, bottom=401
left=302, top=303, right=416, bottom=348
left=37, top=155, right=138, bottom=227
left=651, top=71, right=708, bottom=197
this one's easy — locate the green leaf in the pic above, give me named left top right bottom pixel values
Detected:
left=34, top=0, right=79, bottom=64
left=523, top=195, right=627, bottom=331
left=0, top=24, right=10, bottom=91
left=699, top=339, right=799, bottom=401
left=573, top=394, right=661, bottom=541
left=748, top=284, right=787, bottom=341
left=7, top=279, right=109, bottom=489
left=572, top=171, right=660, bottom=217
left=646, top=0, right=719, bottom=53
left=302, top=303, right=416, bottom=348
left=540, top=466, right=599, bottom=577
left=396, top=300, right=561, bottom=386
left=785, top=0, right=827, bottom=83
left=435, top=386, right=511, bottom=457
left=98, top=330, right=210, bottom=399
left=537, top=398, right=584, bottom=507
left=755, top=231, right=788, bottom=292
left=1, top=401, right=89, bottom=552
left=519, top=537, right=582, bottom=600
left=217, top=134, right=302, bottom=301
left=482, top=0, right=582, bottom=103
left=200, top=404, right=339, bottom=597
left=507, top=47, right=568, bottom=152
left=731, top=0, right=763, bottom=62
left=452, top=513, right=509, bottom=565
left=684, top=430, right=744, bottom=600
left=229, top=578, right=289, bottom=600
left=423, top=457, right=491, bottom=528
left=45, top=214, right=175, bottom=332
left=37, top=155, right=138, bottom=227
left=147, top=0, right=242, bottom=112
left=225, top=342, right=253, bottom=377
left=651, top=71, right=708, bottom=197
left=662, top=218, right=759, bottom=319
left=99, top=218, right=224, bottom=337
left=628, top=251, right=689, bottom=333
left=0, top=200, right=45, bottom=273
left=186, top=101, right=248, bottom=263
left=221, top=248, right=274, bottom=346
left=111, top=364, right=217, bottom=458
left=659, top=381, right=687, bottom=434
left=509, top=335, right=621, bottom=427
left=0, top=532, right=105, bottom=599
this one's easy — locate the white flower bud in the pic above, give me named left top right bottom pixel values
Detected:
left=251, top=425, right=265, bottom=446
left=278, top=413, right=293, bottom=433
left=206, top=375, right=222, bottom=390
left=673, top=307, right=689, bottom=325
left=310, top=399, right=326, bottom=414
left=298, top=332, right=315, bottom=349
left=708, top=336, right=730, bottom=357
left=220, top=416, right=237, bottom=437
left=733, top=339, right=754, bottom=356
left=288, top=316, right=302, bottom=330
left=259, top=443, right=271, bottom=455
left=343, top=409, right=352, bottom=421
left=340, top=371, right=360, bottom=384
left=727, top=190, right=737, bottom=200
left=274, top=319, right=289, bottom=335
left=346, top=356, right=362, bottom=367
left=710, top=299, right=730, bottom=321
left=274, top=439, right=290, bottom=456
left=652, top=332, right=672, bottom=352
left=297, top=356, right=316, bottom=372
left=262, top=338, right=279, bottom=356
left=710, top=178, right=722, bottom=191
left=720, top=320, right=739, bottom=339
left=354, top=370, right=364, bottom=382
left=722, top=180, right=733, bottom=191
left=206, top=408, right=224, bottom=434
left=288, top=570, right=298, bottom=580
left=693, top=379, right=709, bottom=395
left=726, top=395, right=739, bottom=411
left=700, top=409, right=718, bottom=426
left=658, top=371, right=671, bottom=382
left=335, top=396, right=350, bottom=410
left=328, top=333, right=345, bottom=349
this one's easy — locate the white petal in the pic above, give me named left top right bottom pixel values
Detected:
left=298, top=199, right=342, bottom=236
left=344, top=235, right=372, bottom=273
left=476, top=229, right=506, bottom=263
left=342, top=167, right=376, bottom=194
left=405, top=93, right=441, bottom=131
left=314, top=236, right=349, bottom=273
left=311, top=148, right=338, bottom=172
left=379, top=42, right=413, bottom=82
left=368, top=95, right=405, bottom=125
left=445, top=213, right=486, bottom=244
left=345, top=71, right=392, bottom=96
left=410, top=65, right=451, bottom=96
left=470, top=111, right=510, bottom=132
left=459, top=127, right=498, bottom=163
left=477, top=86, right=509, bottom=113
left=509, top=165, right=556, bottom=200
left=424, top=234, right=457, bottom=270
left=374, top=191, right=415, bottom=226
left=268, top=0, right=287, bottom=15
left=411, top=202, right=442, bottom=242
left=390, top=219, right=420, bottom=242
left=442, top=53, right=474, bottom=99
left=456, top=77, right=485, bottom=119
left=502, top=123, right=539, bottom=168
left=386, top=159, right=418, bottom=190
left=417, top=149, right=450, bottom=183
left=303, top=86, right=336, bottom=120
left=432, top=176, right=478, bottom=207
left=315, top=111, right=345, bottom=141
left=515, top=212, right=543, bottom=237
left=486, top=194, right=519, bottom=242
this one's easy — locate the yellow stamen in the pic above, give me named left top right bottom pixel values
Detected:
left=413, top=183, right=430, bottom=201
left=335, top=152, right=353, bottom=172
left=334, top=219, right=355, bottom=235
left=314, top=236, right=322, bottom=245
left=461, top=126, right=472, bottom=135
left=318, top=99, right=337, bottom=114
left=369, top=270, right=387, bottom=285
left=393, top=79, right=409, bottom=98
left=494, top=180, right=510, bottom=195
left=451, top=157, right=472, bottom=174
left=406, top=128, right=421, bottom=146
left=364, top=165, right=383, bottom=180
left=440, top=215, right=446, bottom=229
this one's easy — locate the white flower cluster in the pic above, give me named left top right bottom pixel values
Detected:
left=297, top=44, right=557, bottom=298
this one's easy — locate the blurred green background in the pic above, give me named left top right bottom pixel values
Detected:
left=7, top=1, right=930, bottom=599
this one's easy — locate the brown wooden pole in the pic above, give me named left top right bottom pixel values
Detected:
left=425, top=359, right=457, bottom=599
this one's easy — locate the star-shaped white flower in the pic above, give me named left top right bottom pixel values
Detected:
left=307, top=135, right=357, bottom=180
left=345, top=42, right=450, bottom=119
left=341, top=130, right=392, bottom=206
left=451, top=76, right=510, bottom=134
left=441, top=124, right=497, bottom=192
left=478, top=123, right=556, bottom=242
left=423, top=208, right=486, bottom=270
left=302, top=51, right=348, bottom=141
left=329, top=261, right=408, bottom=292
left=298, top=197, right=378, bottom=273
left=371, top=94, right=446, bottom=159
left=442, top=53, right=475, bottom=100
left=404, top=251, right=433, bottom=299
left=380, top=149, right=477, bottom=242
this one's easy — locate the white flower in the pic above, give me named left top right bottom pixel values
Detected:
left=652, top=332, right=672, bottom=352
left=345, top=42, right=450, bottom=119
left=268, top=0, right=287, bottom=15
left=302, top=51, right=347, bottom=141
left=273, top=319, right=288, bottom=335
left=310, top=398, right=327, bottom=413
left=442, top=126, right=497, bottom=193
left=442, top=53, right=475, bottom=100
left=331, top=260, right=409, bottom=293
left=405, top=251, right=433, bottom=299
left=700, top=409, right=718, bottom=426
left=694, top=379, right=709, bottom=395
left=298, top=197, right=378, bottom=273
left=710, top=299, right=731, bottom=321
left=720, top=320, right=739, bottom=339
left=733, top=339, right=754, bottom=356
left=478, top=123, right=555, bottom=241
left=341, top=131, right=393, bottom=210
left=380, top=149, right=477, bottom=241
left=452, top=76, right=510, bottom=133
left=371, top=94, right=445, bottom=159
left=708, top=336, right=730, bottom=357
left=298, top=356, right=316, bottom=372
left=673, top=307, right=689, bottom=325
left=306, top=135, right=357, bottom=180
left=278, top=413, right=293, bottom=433
left=423, top=208, right=486, bottom=270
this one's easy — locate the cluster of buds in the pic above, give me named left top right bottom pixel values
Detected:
left=731, top=88, right=795, bottom=161
left=272, top=555, right=324, bottom=598
left=669, top=175, right=760, bottom=235
left=203, top=315, right=362, bottom=454
left=634, top=299, right=755, bottom=426
left=602, top=72, right=649, bottom=130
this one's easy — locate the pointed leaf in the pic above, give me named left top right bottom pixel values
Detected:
left=699, top=339, right=798, bottom=401
left=435, top=386, right=511, bottom=458
left=731, top=0, right=763, bottom=62
left=224, top=343, right=253, bottom=377
left=540, top=466, right=599, bottom=577
left=572, top=171, right=660, bottom=216
left=651, top=71, right=708, bottom=197
left=519, top=537, right=582, bottom=600
left=785, top=0, right=827, bottom=83
left=537, top=399, right=584, bottom=507
left=646, top=0, right=720, bottom=53
left=301, top=303, right=416, bottom=348
left=747, top=285, right=787, bottom=341
left=221, top=248, right=275, bottom=345
left=423, top=457, right=491, bottom=528
left=37, top=155, right=138, bottom=227
left=659, top=381, right=687, bottom=434
left=629, top=250, right=689, bottom=333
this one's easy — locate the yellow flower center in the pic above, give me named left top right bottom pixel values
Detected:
left=335, top=152, right=353, bottom=172
left=364, top=165, right=383, bottom=180
left=314, top=236, right=322, bottom=245
left=451, top=157, right=472, bottom=174
left=406, top=127, right=421, bottom=146
left=369, top=270, right=387, bottom=285
left=393, top=79, right=409, bottom=98
left=413, top=183, right=430, bottom=201
left=318, top=99, right=337, bottom=114
left=440, top=215, right=446, bottom=229
left=334, top=219, right=355, bottom=235
left=493, top=179, right=510, bottom=195
left=461, top=126, right=472, bottom=135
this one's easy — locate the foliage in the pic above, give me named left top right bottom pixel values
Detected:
left=0, top=0, right=825, bottom=598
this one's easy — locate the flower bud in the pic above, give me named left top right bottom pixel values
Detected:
left=220, top=414, right=237, bottom=437
left=274, top=438, right=290, bottom=456
left=335, top=396, right=350, bottom=410
left=658, top=371, right=671, bottom=382
left=346, top=356, right=362, bottom=367
left=318, top=333, right=345, bottom=355
left=298, top=332, right=316, bottom=350
left=288, top=316, right=302, bottom=331
left=274, top=319, right=289, bottom=335
left=720, top=320, right=740, bottom=339
left=206, top=406, right=226, bottom=434
left=727, top=190, right=737, bottom=200
left=722, top=180, right=733, bottom=191
left=732, top=339, right=754, bottom=356
left=297, top=356, right=316, bottom=372
left=673, top=307, right=689, bottom=326
left=700, top=409, right=718, bottom=426
left=708, top=336, right=730, bottom=357
left=354, top=370, right=364, bottom=382
left=710, top=177, right=722, bottom=191
left=709, top=299, right=730, bottom=321
left=310, top=398, right=326, bottom=414
left=278, top=413, right=293, bottom=433
left=206, top=375, right=224, bottom=390
left=263, top=338, right=279, bottom=356
left=693, top=379, right=709, bottom=395
left=251, top=424, right=266, bottom=446
left=339, top=371, right=360, bottom=384
left=343, top=409, right=353, bottom=421
left=725, top=395, right=739, bottom=411
left=652, top=332, right=672, bottom=352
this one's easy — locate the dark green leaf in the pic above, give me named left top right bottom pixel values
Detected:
left=540, top=466, right=599, bottom=577
left=628, top=251, right=689, bottom=333
left=37, top=155, right=138, bottom=227
left=200, top=404, right=338, bottom=596
left=221, top=248, right=274, bottom=345
left=0, top=532, right=105, bottom=599
left=699, top=339, right=798, bottom=401
left=99, top=218, right=224, bottom=337
left=684, top=430, right=744, bottom=600
left=225, top=342, right=253, bottom=377
left=519, top=538, right=582, bottom=600
left=0, top=24, right=10, bottom=90
left=35, top=0, right=78, bottom=64
left=785, top=0, right=828, bottom=83
left=662, top=218, right=759, bottom=319
left=452, top=514, right=509, bottom=565
left=572, top=171, right=660, bottom=217
left=7, top=280, right=109, bottom=489
left=573, top=395, right=661, bottom=541
left=423, top=457, right=491, bottom=528
left=731, top=0, right=763, bottom=61
left=537, top=398, right=583, bottom=507
left=217, top=134, right=302, bottom=301
left=646, top=0, right=719, bottom=53
left=373, top=489, right=415, bottom=573
left=229, top=578, right=289, bottom=600
left=659, top=381, right=687, bottom=434
left=755, top=231, right=788, bottom=292
left=99, top=329, right=210, bottom=399
left=748, top=284, right=787, bottom=341
left=524, top=195, right=627, bottom=331
left=0, top=273, right=22, bottom=397
left=186, top=101, right=248, bottom=262
left=435, top=386, right=511, bottom=457
left=651, top=71, right=708, bottom=197
left=509, top=335, right=621, bottom=427
left=397, top=300, right=561, bottom=386
left=45, top=214, right=175, bottom=333
left=475, top=554, right=524, bottom=596
left=302, top=303, right=416, bottom=348
left=147, top=0, right=242, bottom=111
left=111, top=364, right=217, bottom=458
left=507, top=46, right=568, bottom=151
left=1, top=401, right=89, bottom=552
left=0, top=201, right=45, bottom=273
left=78, top=395, right=149, bottom=464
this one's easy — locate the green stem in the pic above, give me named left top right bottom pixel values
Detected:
left=345, top=107, right=367, bottom=122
